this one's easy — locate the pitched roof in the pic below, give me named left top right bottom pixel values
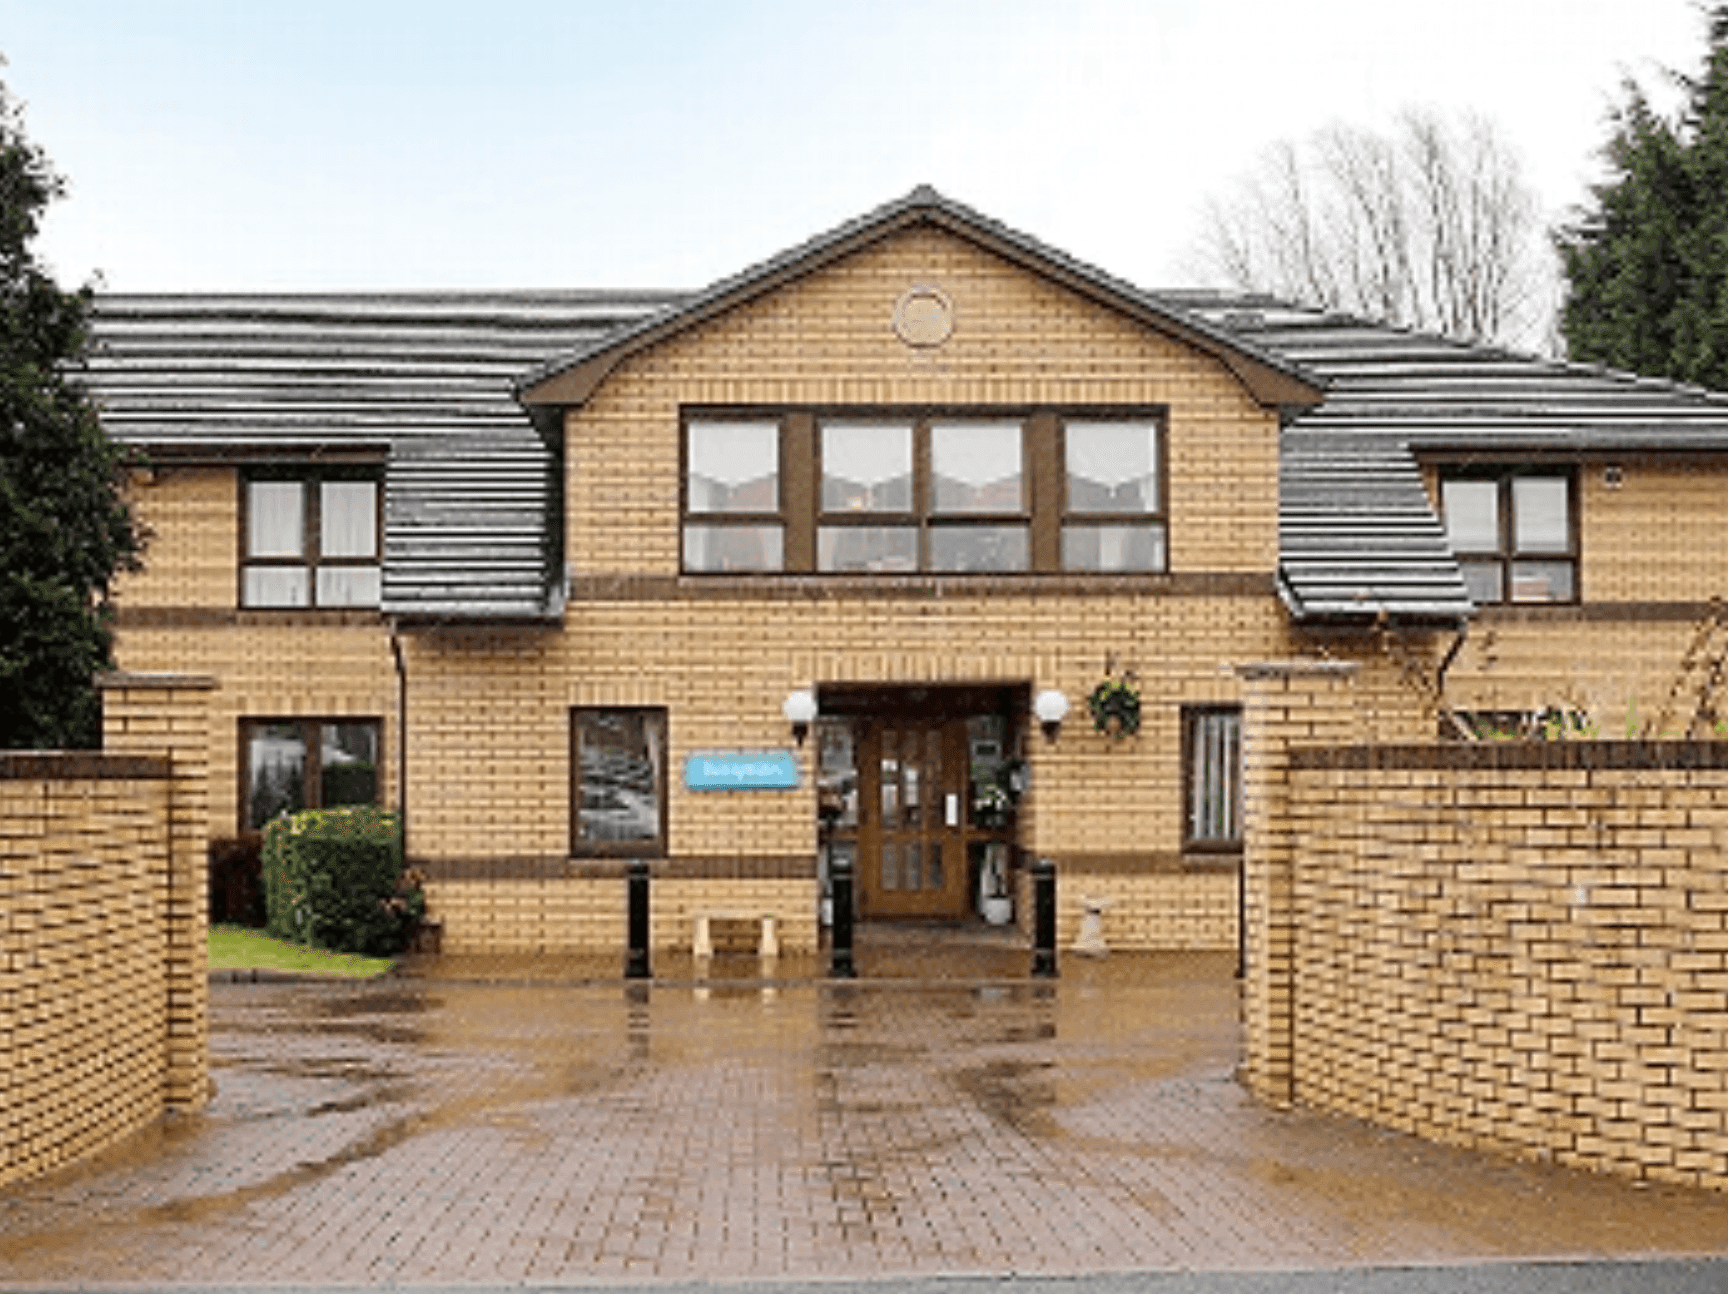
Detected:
left=86, top=292, right=675, bottom=618
left=515, top=186, right=1327, bottom=413
left=1169, top=293, right=1728, bottom=621
left=79, top=206, right=1728, bottom=626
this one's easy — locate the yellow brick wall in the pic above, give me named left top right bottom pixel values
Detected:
left=1580, top=460, right=1728, bottom=604
left=1279, top=745, right=1728, bottom=1192
left=1, top=677, right=212, bottom=1193
left=110, top=621, right=396, bottom=836
left=570, top=223, right=1280, bottom=578
left=119, top=466, right=239, bottom=609
left=0, top=772, right=172, bottom=1189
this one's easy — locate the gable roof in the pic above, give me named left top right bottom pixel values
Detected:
left=515, top=186, right=1327, bottom=413
left=78, top=198, right=1728, bottom=627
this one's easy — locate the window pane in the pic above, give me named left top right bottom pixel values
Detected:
left=247, top=722, right=307, bottom=829
left=248, top=481, right=305, bottom=557
left=1062, top=523, right=1167, bottom=572
left=1511, top=560, right=1574, bottom=603
left=1442, top=479, right=1499, bottom=552
left=682, top=523, right=784, bottom=573
left=320, top=722, right=379, bottom=808
left=316, top=566, right=381, bottom=607
left=321, top=481, right=378, bottom=558
left=575, top=710, right=664, bottom=847
left=819, top=525, right=918, bottom=573
left=1458, top=560, right=1504, bottom=604
left=687, top=420, right=780, bottom=513
left=244, top=566, right=309, bottom=608
left=822, top=422, right=913, bottom=512
left=1065, top=421, right=1160, bottom=513
left=928, top=524, right=1029, bottom=572
left=930, top=422, right=1023, bottom=513
left=1513, top=477, right=1570, bottom=554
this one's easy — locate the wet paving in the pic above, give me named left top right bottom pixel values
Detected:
left=7, top=940, right=1728, bottom=1284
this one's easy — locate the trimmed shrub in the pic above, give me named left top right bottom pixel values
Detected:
left=261, top=806, right=423, bottom=957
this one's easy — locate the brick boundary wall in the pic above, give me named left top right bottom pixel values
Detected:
left=1239, top=661, right=1728, bottom=1190
left=0, top=675, right=214, bottom=1189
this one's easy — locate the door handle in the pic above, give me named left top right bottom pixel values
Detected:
left=945, top=792, right=959, bottom=827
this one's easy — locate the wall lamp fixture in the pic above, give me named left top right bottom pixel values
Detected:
left=1033, top=689, right=1070, bottom=744
left=783, top=689, right=818, bottom=745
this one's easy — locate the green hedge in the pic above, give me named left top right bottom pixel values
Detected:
left=261, top=806, right=423, bottom=957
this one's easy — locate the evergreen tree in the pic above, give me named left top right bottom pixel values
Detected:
left=0, top=77, right=142, bottom=748
left=1557, top=5, right=1728, bottom=387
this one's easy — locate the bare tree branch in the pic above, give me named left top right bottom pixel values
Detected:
left=1191, top=108, right=1550, bottom=349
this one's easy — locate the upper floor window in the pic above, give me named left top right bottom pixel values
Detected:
left=683, top=419, right=784, bottom=572
left=1062, top=419, right=1166, bottom=572
left=819, top=418, right=1028, bottom=573
left=1439, top=468, right=1575, bottom=605
left=680, top=408, right=1165, bottom=576
left=243, top=471, right=382, bottom=608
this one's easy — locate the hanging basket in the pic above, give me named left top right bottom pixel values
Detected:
left=1088, top=676, right=1141, bottom=738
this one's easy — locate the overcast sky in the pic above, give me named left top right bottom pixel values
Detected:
left=0, top=0, right=1713, bottom=297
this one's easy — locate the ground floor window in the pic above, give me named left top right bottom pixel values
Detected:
left=1184, top=706, right=1242, bottom=851
left=243, top=718, right=381, bottom=831
left=571, top=707, right=667, bottom=855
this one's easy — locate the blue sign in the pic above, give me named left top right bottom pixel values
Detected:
left=684, top=751, right=801, bottom=791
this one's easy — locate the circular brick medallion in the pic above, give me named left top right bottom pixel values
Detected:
left=892, top=285, right=954, bottom=348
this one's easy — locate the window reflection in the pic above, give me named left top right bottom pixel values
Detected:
left=574, top=709, right=665, bottom=850
left=822, top=422, right=913, bottom=512
left=688, top=421, right=780, bottom=513
left=1066, top=422, right=1160, bottom=513
left=930, top=422, right=1022, bottom=513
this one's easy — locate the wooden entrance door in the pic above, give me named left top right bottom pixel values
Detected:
left=857, top=717, right=970, bottom=919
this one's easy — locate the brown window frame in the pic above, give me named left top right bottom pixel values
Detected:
left=570, top=706, right=670, bottom=858
left=239, top=716, right=384, bottom=834
left=680, top=414, right=790, bottom=573
left=1058, top=415, right=1170, bottom=573
left=1437, top=466, right=1579, bottom=606
left=816, top=413, right=1033, bottom=574
left=1183, top=705, right=1243, bottom=853
left=240, top=468, right=384, bottom=610
left=678, top=406, right=1168, bottom=576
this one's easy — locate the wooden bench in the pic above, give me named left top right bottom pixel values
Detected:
left=692, top=910, right=780, bottom=959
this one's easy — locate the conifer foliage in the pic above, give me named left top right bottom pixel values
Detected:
left=1557, top=5, right=1728, bottom=389
left=0, top=78, right=141, bottom=748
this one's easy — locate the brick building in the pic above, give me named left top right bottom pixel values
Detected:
left=84, top=188, right=1728, bottom=957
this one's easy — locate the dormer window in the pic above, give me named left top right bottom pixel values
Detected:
left=1440, top=468, right=1576, bottom=605
left=242, top=471, right=382, bottom=608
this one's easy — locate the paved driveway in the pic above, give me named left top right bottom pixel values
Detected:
left=6, top=948, right=1728, bottom=1285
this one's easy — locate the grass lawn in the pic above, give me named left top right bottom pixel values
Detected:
left=208, top=925, right=396, bottom=978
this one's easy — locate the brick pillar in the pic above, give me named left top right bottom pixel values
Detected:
left=1235, top=660, right=1357, bottom=1108
left=99, top=672, right=217, bottom=1112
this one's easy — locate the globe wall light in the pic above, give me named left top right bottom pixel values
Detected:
left=1033, top=688, right=1070, bottom=744
left=783, top=689, right=818, bottom=745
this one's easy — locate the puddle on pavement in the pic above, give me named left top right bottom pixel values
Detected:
left=18, top=954, right=1728, bottom=1281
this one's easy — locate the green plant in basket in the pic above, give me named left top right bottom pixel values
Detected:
left=1088, top=673, right=1142, bottom=738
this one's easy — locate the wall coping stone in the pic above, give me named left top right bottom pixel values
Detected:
left=1234, top=659, right=1361, bottom=681
left=97, top=671, right=219, bottom=691
left=0, top=752, right=173, bottom=780
left=1290, top=740, right=1728, bottom=772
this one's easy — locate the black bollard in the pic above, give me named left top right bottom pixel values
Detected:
left=829, top=851, right=857, bottom=979
left=626, top=858, right=651, bottom=980
left=1031, top=856, right=1058, bottom=978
